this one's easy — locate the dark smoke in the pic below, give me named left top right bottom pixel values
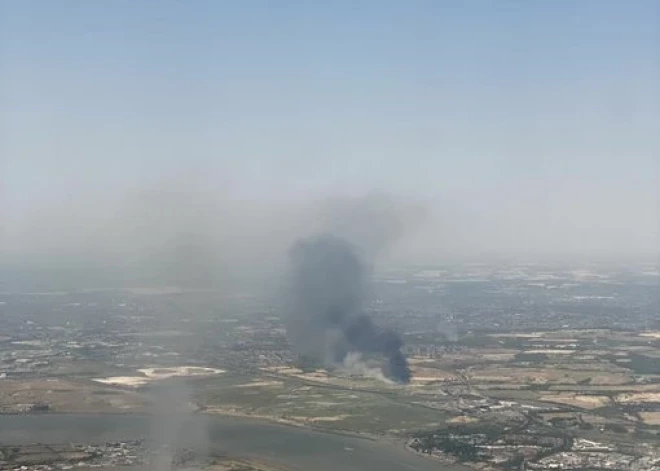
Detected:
left=286, top=234, right=411, bottom=384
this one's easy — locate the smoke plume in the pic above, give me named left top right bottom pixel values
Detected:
left=341, top=352, right=393, bottom=384
left=286, top=234, right=411, bottom=384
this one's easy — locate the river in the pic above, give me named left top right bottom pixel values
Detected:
left=0, top=413, right=465, bottom=471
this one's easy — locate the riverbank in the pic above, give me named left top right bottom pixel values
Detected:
left=0, top=413, right=469, bottom=471
left=403, top=439, right=501, bottom=471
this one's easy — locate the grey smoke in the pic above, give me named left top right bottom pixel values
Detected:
left=311, top=191, right=427, bottom=260
left=286, top=234, right=411, bottom=384
left=147, top=382, right=192, bottom=471
left=341, top=352, right=393, bottom=384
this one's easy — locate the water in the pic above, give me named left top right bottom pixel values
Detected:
left=0, top=413, right=466, bottom=471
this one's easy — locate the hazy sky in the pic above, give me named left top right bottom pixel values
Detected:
left=1, top=1, right=658, bottom=270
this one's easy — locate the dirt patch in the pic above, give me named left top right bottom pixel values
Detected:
left=481, top=353, right=517, bottom=361
left=639, top=412, right=660, bottom=425
left=639, top=332, right=660, bottom=339
left=291, top=415, right=351, bottom=423
left=410, top=367, right=453, bottom=382
left=538, top=393, right=611, bottom=409
left=449, top=415, right=478, bottom=424
left=138, top=366, right=225, bottom=379
left=93, top=365, right=224, bottom=387
left=616, top=392, right=660, bottom=403
left=523, top=349, right=574, bottom=355
left=93, top=376, right=150, bottom=387
left=235, top=381, right=284, bottom=388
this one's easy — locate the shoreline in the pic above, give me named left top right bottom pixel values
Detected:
left=199, top=407, right=382, bottom=441
left=0, top=411, right=473, bottom=471
left=403, top=440, right=494, bottom=471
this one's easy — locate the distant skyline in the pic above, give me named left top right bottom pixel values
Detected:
left=1, top=1, right=658, bottom=271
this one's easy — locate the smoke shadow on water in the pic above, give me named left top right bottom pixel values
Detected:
left=146, top=381, right=211, bottom=470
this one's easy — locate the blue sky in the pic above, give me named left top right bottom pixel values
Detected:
left=1, top=1, right=658, bottom=258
